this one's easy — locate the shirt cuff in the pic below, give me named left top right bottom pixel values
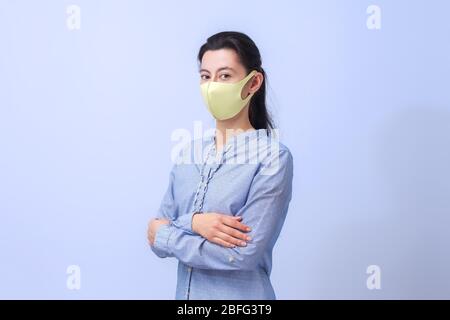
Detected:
left=153, top=223, right=175, bottom=256
left=170, top=211, right=198, bottom=234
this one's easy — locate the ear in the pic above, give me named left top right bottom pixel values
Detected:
left=248, top=72, right=264, bottom=94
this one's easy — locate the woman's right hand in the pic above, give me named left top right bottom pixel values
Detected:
left=192, top=212, right=252, bottom=248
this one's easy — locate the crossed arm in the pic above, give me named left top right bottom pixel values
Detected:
left=148, top=149, right=293, bottom=271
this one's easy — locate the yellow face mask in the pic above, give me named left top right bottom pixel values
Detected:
left=200, top=70, right=257, bottom=120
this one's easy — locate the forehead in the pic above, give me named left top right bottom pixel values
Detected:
left=200, top=49, right=242, bottom=70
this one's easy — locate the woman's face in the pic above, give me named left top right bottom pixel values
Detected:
left=199, top=49, right=263, bottom=99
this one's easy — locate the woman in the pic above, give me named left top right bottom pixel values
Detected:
left=147, top=31, right=293, bottom=300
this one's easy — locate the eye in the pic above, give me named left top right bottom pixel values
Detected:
left=200, top=74, right=210, bottom=81
left=219, top=74, right=231, bottom=80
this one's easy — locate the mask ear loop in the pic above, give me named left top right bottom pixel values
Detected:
left=240, top=70, right=258, bottom=100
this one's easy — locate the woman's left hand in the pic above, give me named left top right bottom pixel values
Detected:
left=147, top=218, right=170, bottom=246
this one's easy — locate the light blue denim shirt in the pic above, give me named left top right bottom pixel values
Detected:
left=150, top=128, right=293, bottom=300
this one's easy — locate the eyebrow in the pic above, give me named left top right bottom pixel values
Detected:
left=199, top=67, right=237, bottom=73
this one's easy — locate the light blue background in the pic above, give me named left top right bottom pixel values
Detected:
left=1, top=0, right=449, bottom=299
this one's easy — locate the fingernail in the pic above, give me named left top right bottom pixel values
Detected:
left=240, top=241, right=246, bottom=246
left=246, top=227, right=251, bottom=231
left=247, top=236, right=252, bottom=241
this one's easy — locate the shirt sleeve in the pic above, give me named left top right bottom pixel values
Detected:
left=152, top=148, right=294, bottom=271
left=150, top=163, right=198, bottom=258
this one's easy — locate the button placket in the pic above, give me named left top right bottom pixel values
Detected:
left=186, top=141, right=233, bottom=300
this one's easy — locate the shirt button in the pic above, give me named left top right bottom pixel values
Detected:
left=228, top=256, right=235, bottom=263
left=187, top=266, right=192, bottom=272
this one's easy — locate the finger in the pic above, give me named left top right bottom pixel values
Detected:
left=217, top=231, right=247, bottom=247
left=219, top=224, right=252, bottom=241
left=223, top=216, right=251, bottom=232
left=211, top=237, right=236, bottom=248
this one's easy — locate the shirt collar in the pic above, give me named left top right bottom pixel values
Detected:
left=207, top=128, right=268, bottom=148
